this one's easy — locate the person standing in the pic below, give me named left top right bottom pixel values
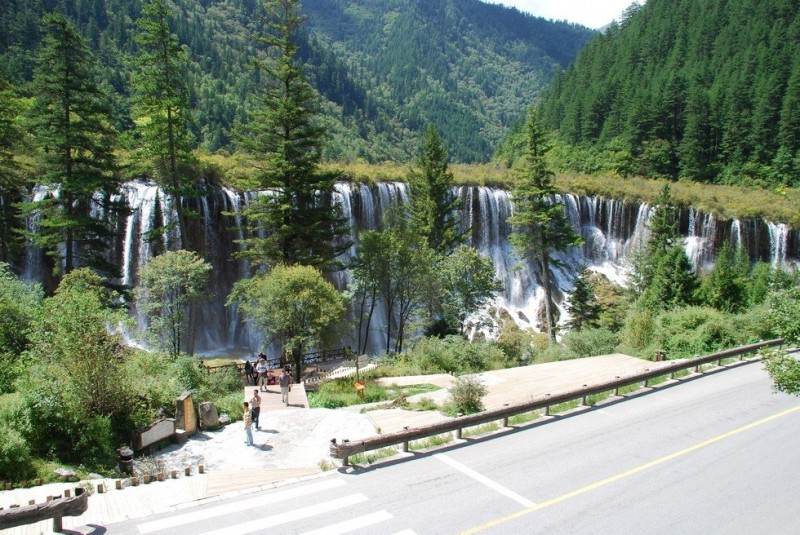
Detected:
left=243, top=402, right=253, bottom=446
left=256, top=356, right=268, bottom=392
left=279, top=368, right=291, bottom=405
left=249, top=389, right=262, bottom=430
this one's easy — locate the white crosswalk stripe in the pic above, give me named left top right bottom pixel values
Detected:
left=298, top=510, right=393, bottom=535
left=199, top=494, right=369, bottom=535
left=137, top=479, right=346, bottom=533
left=134, top=476, right=414, bottom=535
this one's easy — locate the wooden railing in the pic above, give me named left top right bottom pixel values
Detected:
left=330, top=339, right=784, bottom=465
left=200, top=348, right=350, bottom=382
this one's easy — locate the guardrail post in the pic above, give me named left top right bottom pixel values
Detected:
left=402, top=441, right=409, bottom=452
left=456, top=428, right=462, bottom=440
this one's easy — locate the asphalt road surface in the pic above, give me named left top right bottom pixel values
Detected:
left=110, top=361, right=800, bottom=535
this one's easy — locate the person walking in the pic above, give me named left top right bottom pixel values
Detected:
left=243, top=402, right=254, bottom=446
left=256, top=356, right=268, bottom=392
left=249, top=389, right=262, bottom=430
left=279, top=368, right=291, bottom=405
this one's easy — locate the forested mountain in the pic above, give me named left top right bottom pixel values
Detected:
left=0, top=0, right=595, bottom=163
left=532, top=0, right=800, bottom=186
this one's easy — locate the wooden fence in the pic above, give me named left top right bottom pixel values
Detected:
left=330, top=339, right=784, bottom=465
left=201, top=347, right=349, bottom=381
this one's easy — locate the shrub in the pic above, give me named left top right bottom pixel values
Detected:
left=653, top=306, right=744, bottom=358
left=621, top=306, right=655, bottom=350
left=215, top=391, right=246, bottom=422
left=402, top=336, right=511, bottom=375
left=445, top=375, right=487, bottom=416
left=0, top=424, right=34, bottom=480
left=562, top=328, right=619, bottom=358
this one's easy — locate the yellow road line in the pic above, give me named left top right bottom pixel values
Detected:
left=461, top=404, right=800, bottom=534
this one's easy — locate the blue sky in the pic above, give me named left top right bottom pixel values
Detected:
left=487, top=0, right=642, bottom=29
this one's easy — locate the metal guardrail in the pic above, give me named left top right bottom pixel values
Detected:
left=330, top=339, right=784, bottom=465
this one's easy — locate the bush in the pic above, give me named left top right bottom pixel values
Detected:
left=445, top=375, right=487, bottom=416
left=562, top=328, right=619, bottom=359
left=215, top=391, right=246, bottom=422
left=0, top=424, right=34, bottom=480
left=653, top=306, right=744, bottom=358
left=621, top=306, right=656, bottom=350
left=400, top=336, right=511, bottom=375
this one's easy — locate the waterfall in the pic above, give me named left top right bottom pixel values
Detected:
left=11, top=181, right=800, bottom=355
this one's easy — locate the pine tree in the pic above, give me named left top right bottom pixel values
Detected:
left=234, top=0, right=349, bottom=269
left=23, top=13, right=121, bottom=278
left=567, top=266, right=600, bottom=331
left=508, top=108, right=583, bottom=342
left=408, top=125, right=464, bottom=254
left=0, top=76, right=25, bottom=263
left=132, top=0, right=195, bottom=248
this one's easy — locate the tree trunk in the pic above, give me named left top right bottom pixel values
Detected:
left=539, top=253, right=556, bottom=344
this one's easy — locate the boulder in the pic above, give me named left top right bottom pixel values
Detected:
left=54, top=468, right=76, bottom=480
left=218, top=413, right=231, bottom=426
left=198, top=402, right=219, bottom=430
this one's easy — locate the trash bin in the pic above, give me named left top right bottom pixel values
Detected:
left=118, top=447, right=134, bottom=475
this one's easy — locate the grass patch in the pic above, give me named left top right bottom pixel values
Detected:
left=308, top=379, right=440, bottom=409
left=548, top=400, right=581, bottom=414
left=508, top=411, right=542, bottom=425
left=461, top=422, right=500, bottom=438
left=348, top=447, right=399, bottom=465
left=585, top=391, right=613, bottom=405
left=409, top=433, right=454, bottom=451
left=318, top=459, right=337, bottom=471
left=404, top=397, right=439, bottom=411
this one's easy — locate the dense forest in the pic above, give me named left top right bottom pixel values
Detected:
left=0, top=0, right=594, bottom=163
left=529, top=0, right=800, bottom=187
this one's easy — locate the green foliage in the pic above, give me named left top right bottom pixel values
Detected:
left=763, top=352, right=800, bottom=395
left=445, top=375, right=487, bottom=416
left=22, top=12, right=121, bottom=278
left=229, top=264, right=346, bottom=380
left=566, top=266, right=600, bottom=331
left=767, top=285, right=800, bottom=344
left=233, top=0, right=349, bottom=269
left=0, top=424, right=34, bottom=480
left=508, top=108, right=583, bottom=340
left=0, top=264, right=43, bottom=393
left=21, top=271, right=131, bottom=464
left=350, top=208, right=438, bottom=353
left=652, top=306, right=746, bottom=358
left=136, top=250, right=211, bottom=356
left=408, top=125, right=464, bottom=254
left=394, top=336, right=511, bottom=375
left=439, top=245, right=503, bottom=334
left=561, top=328, right=619, bottom=359
left=700, top=243, right=749, bottom=312
left=620, top=305, right=656, bottom=351
left=535, top=0, right=800, bottom=187
left=131, top=0, right=196, bottom=245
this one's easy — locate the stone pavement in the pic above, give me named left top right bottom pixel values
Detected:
left=0, top=353, right=675, bottom=533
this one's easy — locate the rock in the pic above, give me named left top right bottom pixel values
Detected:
left=54, top=468, right=76, bottom=479
left=87, top=473, right=104, bottom=480
left=218, top=413, right=231, bottom=426
left=198, top=402, right=220, bottom=430
left=174, top=428, right=189, bottom=444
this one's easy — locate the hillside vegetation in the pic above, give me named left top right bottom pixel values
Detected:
left=0, top=0, right=594, bottom=163
left=521, top=0, right=800, bottom=188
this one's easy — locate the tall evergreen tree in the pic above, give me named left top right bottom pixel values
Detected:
left=508, top=108, right=582, bottom=342
left=566, top=265, right=600, bottom=331
left=132, top=0, right=195, bottom=248
left=234, top=0, right=349, bottom=269
left=0, top=76, right=25, bottom=263
left=22, top=13, right=121, bottom=278
left=408, top=125, right=464, bottom=254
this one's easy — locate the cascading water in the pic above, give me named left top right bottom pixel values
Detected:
left=11, top=181, right=800, bottom=355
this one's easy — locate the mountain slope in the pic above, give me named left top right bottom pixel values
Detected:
left=533, top=0, right=800, bottom=186
left=0, top=0, right=595, bottom=163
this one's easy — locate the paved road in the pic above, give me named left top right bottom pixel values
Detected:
left=108, top=362, right=800, bottom=534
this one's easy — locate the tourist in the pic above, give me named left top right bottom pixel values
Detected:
left=243, top=360, right=254, bottom=385
left=279, top=368, right=291, bottom=405
left=250, top=389, right=262, bottom=430
left=243, top=402, right=253, bottom=446
left=256, top=356, right=268, bottom=392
